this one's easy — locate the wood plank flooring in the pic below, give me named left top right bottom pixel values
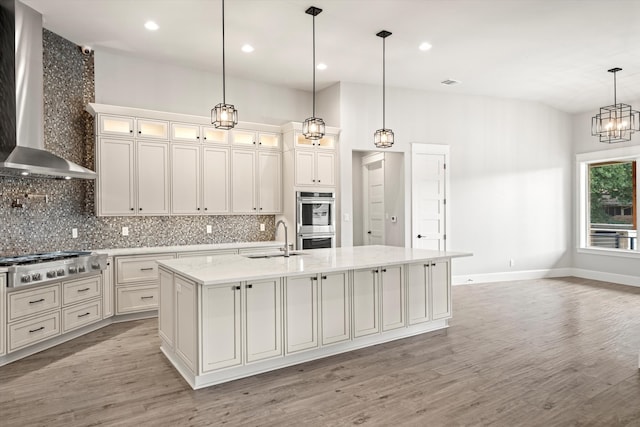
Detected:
left=1, top=277, right=639, bottom=426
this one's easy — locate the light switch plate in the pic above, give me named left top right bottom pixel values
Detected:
left=72, top=228, right=78, bottom=238
left=260, top=223, right=265, bottom=231
left=122, top=226, right=129, bottom=236
left=206, top=225, right=212, bottom=234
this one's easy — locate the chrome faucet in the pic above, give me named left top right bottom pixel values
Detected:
left=275, top=220, right=290, bottom=257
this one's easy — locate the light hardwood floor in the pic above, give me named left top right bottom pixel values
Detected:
left=1, top=277, right=639, bottom=426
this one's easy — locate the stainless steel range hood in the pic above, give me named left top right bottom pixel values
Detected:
left=0, top=0, right=96, bottom=180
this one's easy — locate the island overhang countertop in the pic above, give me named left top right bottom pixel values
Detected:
left=157, top=245, right=472, bottom=286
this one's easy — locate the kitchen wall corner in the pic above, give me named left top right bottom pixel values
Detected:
left=0, top=30, right=275, bottom=256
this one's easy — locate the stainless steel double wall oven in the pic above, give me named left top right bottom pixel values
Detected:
left=296, top=191, right=336, bottom=249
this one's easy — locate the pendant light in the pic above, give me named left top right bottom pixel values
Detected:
left=374, top=30, right=394, bottom=148
left=591, top=67, right=639, bottom=143
left=212, top=0, right=238, bottom=129
left=302, top=6, right=325, bottom=140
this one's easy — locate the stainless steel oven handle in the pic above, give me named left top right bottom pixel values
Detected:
left=297, top=198, right=335, bottom=203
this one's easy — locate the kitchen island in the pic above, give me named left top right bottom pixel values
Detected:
left=157, top=245, right=471, bottom=389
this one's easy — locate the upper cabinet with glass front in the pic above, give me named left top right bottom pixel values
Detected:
left=98, top=114, right=168, bottom=140
left=295, top=133, right=335, bottom=150
left=171, top=123, right=228, bottom=144
left=231, top=129, right=281, bottom=150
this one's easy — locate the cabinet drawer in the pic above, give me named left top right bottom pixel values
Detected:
left=8, top=284, right=61, bottom=322
left=63, top=299, right=102, bottom=333
left=63, top=276, right=102, bottom=306
left=9, top=312, right=61, bottom=352
left=116, top=285, right=158, bottom=314
left=116, top=254, right=175, bottom=285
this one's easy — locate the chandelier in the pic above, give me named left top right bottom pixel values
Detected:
left=374, top=30, right=394, bottom=148
left=302, top=6, right=325, bottom=140
left=591, top=67, right=639, bottom=143
left=212, top=0, right=238, bottom=129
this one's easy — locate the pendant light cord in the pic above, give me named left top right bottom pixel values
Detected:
left=312, top=13, right=316, bottom=118
left=222, top=0, right=226, bottom=104
left=613, top=70, right=617, bottom=107
left=382, top=36, right=386, bottom=129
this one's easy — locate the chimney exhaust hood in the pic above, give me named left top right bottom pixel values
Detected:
left=0, top=0, right=96, bottom=180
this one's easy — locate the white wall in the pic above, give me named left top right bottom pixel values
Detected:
left=95, top=50, right=311, bottom=125
left=572, top=99, right=640, bottom=278
left=338, top=82, right=573, bottom=277
left=317, top=83, right=341, bottom=128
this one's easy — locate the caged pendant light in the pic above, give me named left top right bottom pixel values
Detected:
left=302, top=6, right=325, bottom=140
left=211, top=0, right=238, bottom=129
left=374, top=30, right=394, bottom=148
left=591, top=67, right=640, bottom=143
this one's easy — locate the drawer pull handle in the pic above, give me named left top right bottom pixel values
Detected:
left=29, top=326, right=45, bottom=333
left=140, top=268, right=154, bottom=271
left=77, top=288, right=90, bottom=292
left=140, top=296, right=154, bottom=300
left=78, top=312, right=91, bottom=318
left=29, top=298, right=45, bottom=304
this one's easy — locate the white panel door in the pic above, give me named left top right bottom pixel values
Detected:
left=381, top=265, right=404, bottom=331
left=284, top=275, right=318, bottom=354
left=98, top=138, right=134, bottom=215
left=366, top=160, right=385, bottom=245
left=158, top=268, right=174, bottom=347
left=431, top=260, right=451, bottom=320
left=231, top=149, right=256, bottom=213
left=320, top=271, right=350, bottom=345
left=412, top=144, right=449, bottom=250
left=257, top=151, right=282, bottom=213
left=295, top=150, right=316, bottom=186
left=174, top=276, right=197, bottom=372
left=171, top=144, right=201, bottom=215
left=245, top=279, right=282, bottom=363
left=137, top=140, right=170, bottom=215
left=202, top=146, right=230, bottom=214
left=352, top=268, right=379, bottom=338
left=315, top=151, right=335, bottom=186
left=201, top=283, right=242, bottom=372
left=407, top=263, right=429, bottom=325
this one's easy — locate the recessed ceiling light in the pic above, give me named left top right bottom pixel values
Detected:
left=317, top=63, right=327, bottom=71
left=419, top=42, right=432, bottom=51
left=441, top=79, right=461, bottom=86
left=241, top=44, right=254, bottom=53
left=144, top=21, right=159, bottom=31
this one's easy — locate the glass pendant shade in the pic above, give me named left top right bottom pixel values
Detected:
left=212, top=103, right=238, bottom=130
left=303, top=116, right=325, bottom=140
left=591, top=68, right=639, bottom=143
left=374, top=128, right=394, bottom=148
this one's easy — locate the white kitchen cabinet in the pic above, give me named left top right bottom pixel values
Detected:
left=380, top=265, right=405, bottom=331
left=97, top=138, right=135, bottom=215
left=102, top=257, right=114, bottom=318
left=245, top=278, right=282, bottom=363
left=175, top=275, right=197, bottom=372
left=171, top=144, right=201, bottom=215
left=62, top=299, right=102, bottom=333
left=98, top=114, right=134, bottom=137
left=136, top=119, right=169, bottom=140
left=352, top=268, right=380, bottom=338
left=0, top=275, right=5, bottom=356
left=284, top=275, right=318, bottom=354
left=295, top=149, right=335, bottom=187
left=231, top=129, right=280, bottom=150
left=158, top=268, right=175, bottom=348
left=295, top=133, right=336, bottom=149
left=171, top=123, right=228, bottom=144
left=201, top=282, right=243, bottom=372
left=202, top=146, right=230, bottom=213
left=96, top=137, right=170, bottom=216
left=257, top=151, right=282, bottom=213
left=407, top=260, right=451, bottom=324
left=319, top=271, right=350, bottom=345
left=231, top=149, right=257, bottom=213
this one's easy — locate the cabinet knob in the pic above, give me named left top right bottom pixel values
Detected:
left=381, top=268, right=387, bottom=273
left=129, top=130, right=133, bottom=133
left=253, top=207, right=257, bottom=210
left=130, top=208, right=134, bottom=211
left=318, top=180, right=321, bottom=182
left=367, top=231, right=372, bottom=234
left=197, top=207, right=200, bottom=211
left=373, top=269, right=379, bottom=274
left=417, top=234, right=423, bottom=238
left=196, top=136, right=200, bottom=139
left=310, top=277, right=317, bottom=281
left=259, top=207, right=263, bottom=210
left=247, top=284, right=253, bottom=289
left=313, top=179, right=316, bottom=182
left=322, top=275, right=327, bottom=280
left=204, top=207, right=208, bottom=211
left=232, top=285, right=241, bottom=291
left=139, top=208, right=142, bottom=211
left=138, top=130, right=141, bottom=134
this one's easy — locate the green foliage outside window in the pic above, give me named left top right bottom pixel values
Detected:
left=589, top=162, right=633, bottom=224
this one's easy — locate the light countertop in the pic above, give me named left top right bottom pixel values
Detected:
left=94, top=241, right=283, bottom=257
left=0, top=267, right=7, bottom=274
left=157, top=245, right=472, bottom=286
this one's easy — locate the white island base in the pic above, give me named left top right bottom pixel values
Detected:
left=157, top=246, right=471, bottom=390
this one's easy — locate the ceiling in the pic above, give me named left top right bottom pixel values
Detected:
left=22, top=0, right=640, bottom=114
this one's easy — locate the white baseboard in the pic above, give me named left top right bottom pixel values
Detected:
left=453, top=268, right=573, bottom=286
left=571, top=268, right=640, bottom=288
left=453, top=267, right=640, bottom=288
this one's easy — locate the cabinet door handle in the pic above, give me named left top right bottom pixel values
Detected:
left=29, top=326, right=45, bottom=333
left=246, top=284, right=253, bottom=289
left=29, top=298, right=45, bottom=304
left=130, top=208, right=134, bottom=211
left=372, top=269, right=379, bottom=274
left=381, top=268, right=387, bottom=273
left=322, top=275, right=327, bottom=280
left=140, top=296, right=154, bottom=300
left=311, top=277, right=318, bottom=281
left=231, top=285, right=241, bottom=291
left=77, top=288, right=90, bottom=292
left=77, top=312, right=91, bottom=318
left=367, top=231, right=372, bottom=234
left=140, top=267, right=154, bottom=271
left=417, top=234, right=423, bottom=238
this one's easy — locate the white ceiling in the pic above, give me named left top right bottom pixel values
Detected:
left=22, top=0, right=640, bottom=114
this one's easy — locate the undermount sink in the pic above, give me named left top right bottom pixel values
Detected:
left=244, top=252, right=305, bottom=259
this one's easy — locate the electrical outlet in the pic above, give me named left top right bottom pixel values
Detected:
left=206, top=225, right=212, bottom=234
left=509, top=259, right=515, bottom=267
left=260, top=223, right=265, bottom=231
left=72, top=228, right=78, bottom=238
left=122, top=226, right=129, bottom=236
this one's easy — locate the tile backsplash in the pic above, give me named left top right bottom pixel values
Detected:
left=0, top=30, right=274, bottom=257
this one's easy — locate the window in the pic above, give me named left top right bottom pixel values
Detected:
left=578, top=146, right=640, bottom=256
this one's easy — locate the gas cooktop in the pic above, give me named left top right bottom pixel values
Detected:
left=0, top=251, right=92, bottom=267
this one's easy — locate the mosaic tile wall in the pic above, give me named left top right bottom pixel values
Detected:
left=0, top=30, right=275, bottom=257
